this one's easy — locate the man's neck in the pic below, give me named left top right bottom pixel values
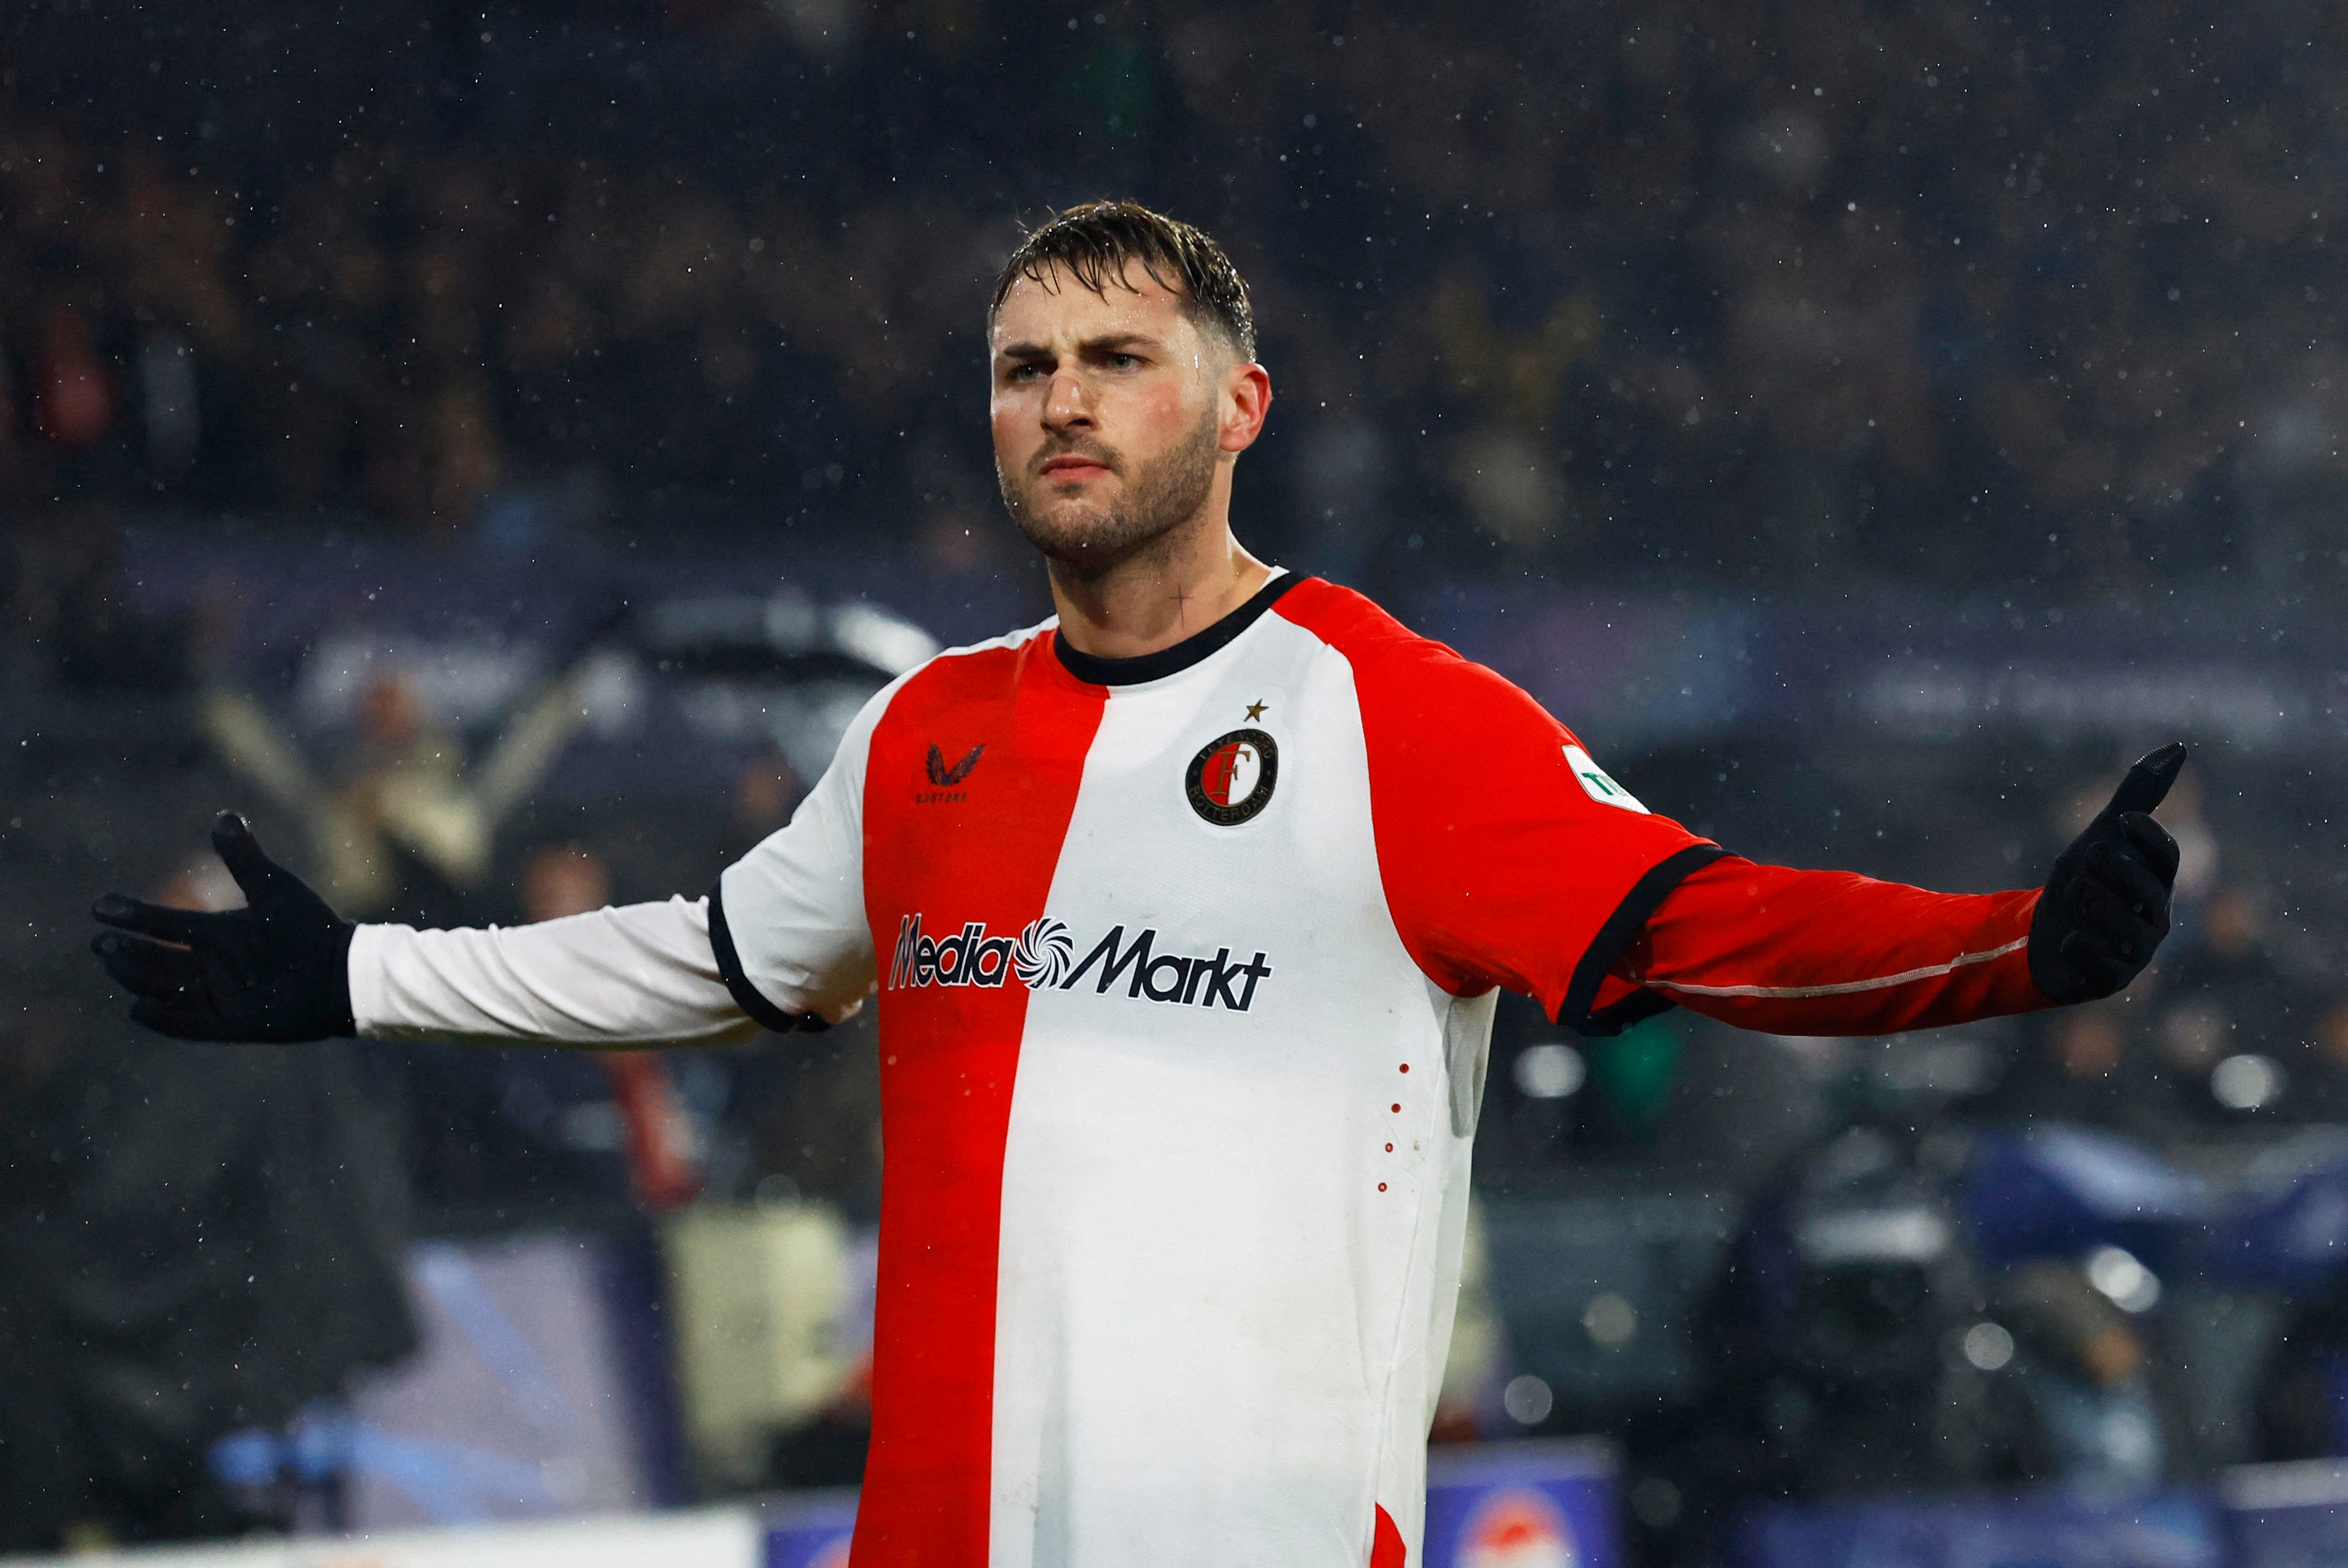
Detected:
left=1048, top=516, right=1274, bottom=662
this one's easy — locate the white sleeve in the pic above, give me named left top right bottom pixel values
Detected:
left=350, top=671, right=906, bottom=1048
left=708, top=672, right=900, bottom=1029
left=350, top=897, right=768, bottom=1048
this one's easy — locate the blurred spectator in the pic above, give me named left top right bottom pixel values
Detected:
left=2298, top=1005, right=2348, bottom=1124
left=727, top=747, right=805, bottom=861
left=0, top=865, right=413, bottom=1551
left=200, top=654, right=607, bottom=926
left=1992, top=1260, right=2170, bottom=1492
left=522, top=843, right=701, bottom=1211
left=0, top=0, right=2338, bottom=599
left=520, top=841, right=614, bottom=923
left=382, top=838, right=647, bottom=1221
left=1660, top=1127, right=2033, bottom=1546
left=1974, top=1006, right=2142, bottom=1135
left=2142, top=887, right=2320, bottom=1127
left=6, top=497, right=196, bottom=693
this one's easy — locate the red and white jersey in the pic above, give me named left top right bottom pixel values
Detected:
left=709, top=574, right=1716, bottom=1566
left=351, top=571, right=2049, bottom=1564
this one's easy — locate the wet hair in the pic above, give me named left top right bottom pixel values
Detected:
left=989, top=199, right=1256, bottom=361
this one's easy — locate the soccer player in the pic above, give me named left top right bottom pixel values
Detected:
left=90, top=202, right=2183, bottom=1567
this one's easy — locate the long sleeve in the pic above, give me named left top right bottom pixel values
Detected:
left=348, top=664, right=909, bottom=1048
left=350, top=896, right=809, bottom=1048
left=1598, top=854, right=2050, bottom=1036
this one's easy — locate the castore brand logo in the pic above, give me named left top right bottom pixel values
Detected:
left=918, top=742, right=984, bottom=803
left=926, top=743, right=983, bottom=785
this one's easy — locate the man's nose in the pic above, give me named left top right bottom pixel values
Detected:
left=1042, top=369, right=1093, bottom=430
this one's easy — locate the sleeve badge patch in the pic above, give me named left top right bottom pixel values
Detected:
left=1564, top=744, right=1651, bottom=814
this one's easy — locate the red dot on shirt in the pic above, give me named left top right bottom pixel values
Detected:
left=1391, top=1103, right=1401, bottom=1113
left=1377, top=1183, right=1388, bottom=1192
left=1399, top=1064, right=1409, bottom=1073
left=1385, top=1143, right=1394, bottom=1152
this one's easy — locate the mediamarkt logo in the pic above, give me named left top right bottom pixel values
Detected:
left=888, top=914, right=1273, bottom=1012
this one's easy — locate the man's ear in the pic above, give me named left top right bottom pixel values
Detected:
left=1219, top=360, right=1272, bottom=455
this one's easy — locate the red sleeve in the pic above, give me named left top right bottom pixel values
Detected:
left=1597, top=855, right=2053, bottom=1036
left=1275, top=581, right=1723, bottom=1031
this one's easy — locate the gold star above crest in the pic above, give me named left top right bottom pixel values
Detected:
left=1244, top=700, right=1268, bottom=722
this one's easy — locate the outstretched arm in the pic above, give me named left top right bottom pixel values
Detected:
left=1599, top=860, right=2044, bottom=1035
left=1595, top=745, right=2186, bottom=1037
left=98, top=670, right=888, bottom=1048
left=90, top=814, right=848, bottom=1048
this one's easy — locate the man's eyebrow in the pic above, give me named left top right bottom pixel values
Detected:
left=993, top=332, right=1166, bottom=362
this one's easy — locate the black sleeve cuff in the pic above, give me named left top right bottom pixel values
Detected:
left=1556, top=844, right=1729, bottom=1038
left=706, top=879, right=831, bottom=1036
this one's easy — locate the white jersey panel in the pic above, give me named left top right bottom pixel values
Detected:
left=714, top=673, right=890, bottom=1021
left=988, top=610, right=1477, bottom=1567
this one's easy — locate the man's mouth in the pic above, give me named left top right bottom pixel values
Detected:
left=1038, top=454, right=1113, bottom=480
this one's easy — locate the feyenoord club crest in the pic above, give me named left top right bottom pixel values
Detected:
left=1185, top=728, right=1278, bottom=825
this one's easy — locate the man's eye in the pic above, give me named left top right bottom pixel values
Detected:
left=1108, top=353, right=1142, bottom=370
left=1008, top=364, right=1044, bottom=382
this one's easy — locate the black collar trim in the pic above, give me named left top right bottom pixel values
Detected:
left=1053, top=573, right=1300, bottom=687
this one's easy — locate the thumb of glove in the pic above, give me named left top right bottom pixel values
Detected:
left=210, top=811, right=291, bottom=906
left=2100, top=742, right=2187, bottom=820
left=2028, top=742, right=2187, bottom=1005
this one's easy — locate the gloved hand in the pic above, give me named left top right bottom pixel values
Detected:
left=2027, top=743, right=2186, bottom=1005
left=90, top=812, right=356, bottom=1041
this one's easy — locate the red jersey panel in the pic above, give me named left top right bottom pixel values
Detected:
left=854, top=634, right=1106, bottom=1563
left=1274, top=579, right=1723, bottom=1024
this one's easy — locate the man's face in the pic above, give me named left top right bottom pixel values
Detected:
left=989, top=261, right=1251, bottom=572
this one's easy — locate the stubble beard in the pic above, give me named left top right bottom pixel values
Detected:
left=999, top=406, right=1223, bottom=579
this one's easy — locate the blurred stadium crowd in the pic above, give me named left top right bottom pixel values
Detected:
left=5, top=0, right=2348, bottom=1561
left=2, top=0, right=2345, bottom=590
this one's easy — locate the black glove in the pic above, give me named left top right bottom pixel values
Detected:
left=90, top=812, right=356, bottom=1041
left=2027, top=743, right=2186, bottom=1005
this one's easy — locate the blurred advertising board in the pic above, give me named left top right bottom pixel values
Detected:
left=760, top=1493, right=856, bottom=1568
left=1730, top=1490, right=2224, bottom=1568
left=339, top=1233, right=682, bottom=1527
left=758, top=1440, right=1625, bottom=1568
left=2223, top=1458, right=2348, bottom=1568
left=0, top=1510, right=757, bottom=1568
left=1410, top=581, right=2348, bottom=755
left=1425, top=1440, right=1625, bottom=1568
left=1728, top=1460, right=2348, bottom=1568
left=123, top=525, right=2348, bottom=813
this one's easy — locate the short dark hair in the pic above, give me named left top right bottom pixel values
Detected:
left=989, top=200, right=1256, bottom=361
